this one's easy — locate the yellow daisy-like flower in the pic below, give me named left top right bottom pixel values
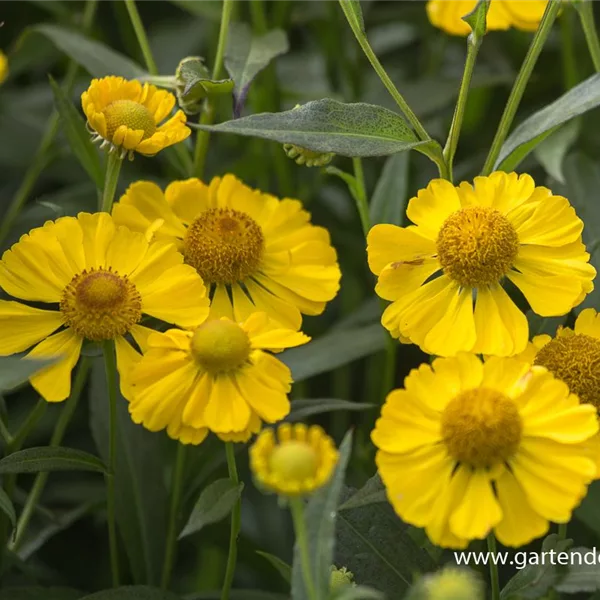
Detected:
left=127, top=312, right=309, bottom=444
left=0, top=213, right=209, bottom=402
left=82, top=76, right=190, bottom=159
left=372, top=354, right=598, bottom=549
left=0, top=51, right=8, bottom=85
left=250, top=423, right=339, bottom=497
left=367, top=172, right=595, bottom=357
left=112, top=175, right=341, bottom=329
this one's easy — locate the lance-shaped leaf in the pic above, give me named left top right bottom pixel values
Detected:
left=0, top=356, right=58, bottom=392
left=192, top=99, right=432, bottom=157
left=0, top=447, right=106, bottom=474
left=225, top=22, right=289, bottom=117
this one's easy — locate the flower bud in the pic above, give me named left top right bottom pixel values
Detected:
left=283, top=143, right=335, bottom=167
left=330, top=565, right=356, bottom=592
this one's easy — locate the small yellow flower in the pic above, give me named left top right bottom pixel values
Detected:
left=0, top=213, right=209, bottom=402
left=82, top=76, right=190, bottom=159
left=367, top=171, right=595, bottom=357
left=372, top=353, right=598, bottom=549
left=250, top=423, right=339, bottom=497
left=127, top=312, right=309, bottom=444
left=0, top=51, right=8, bottom=85
left=421, top=567, right=484, bottom=600
left=330, top=566, right=356, bottom=591
left=112, top=175, right=341, bottom=329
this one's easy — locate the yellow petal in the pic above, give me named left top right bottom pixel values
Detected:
left=375, top=258, right=440, bottom=302
left=245, top=279, right=302, bottom=330
left=0, top=301, right=64, bottom=354
left=481, top=356, right=532, bottom=399
left=164, top=178, right=210, bottom=225
left=522, top=404, right=599, bottom=444
left=203, top=374, right=251, bottom=433
left=115, top=335, right=142, bottom=400
left=78, top=212, right=117, bottom=270
left=231, top=284, right=260, bottom=323
left=181, top=372, right=212, bottom=428
left=235, top=368, right=290, bottom=422
left=209, top=284, right=235, bottom=320
left=406, top=180, right=461, bottom=240
left=245, top=314, right=310, bottom=351
left=27, top=329, right=83, bottom=402
left=575, top=308, right=600, bottom=339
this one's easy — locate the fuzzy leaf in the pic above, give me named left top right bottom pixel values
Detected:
left=0, top=447, right=106, bottom=474
left=0, top=356, right=58, bottom=392
left=288, top=399, right=374, bottom=422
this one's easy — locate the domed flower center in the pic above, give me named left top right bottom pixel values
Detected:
left=183, top=208, right=264, bottom=284
left=534, top=334, right=600, bottom=409
left=60, top=268, right=142, bottom=341
left=102, top=99, right=156, bottom=141
left=191, top=320, right=251, bottom=373
left=268, top=440, right=318, bottom=482
left=436, top=207, right=519, bottom=287
left=441, top=387, right=522, bottom=468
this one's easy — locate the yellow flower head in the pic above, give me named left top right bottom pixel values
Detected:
left=82, top=76, right=190, bottom=159
left=367, top=172, right=595, bottom=357
left=426, top=0, right=548, bottom=36
left=0, top=213, right=209, bottom=402
left=112, top=175, right=341, bottom=329
left=250, top=423, right=339, bottom=497
left=127, top=312, right=309, bottom=444
left=372, top=353, right=598, bottom=549
left=0, top=51, right=8, bottom=85
left=421, top=567, right=484, bottom=600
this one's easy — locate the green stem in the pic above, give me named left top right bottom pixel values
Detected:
left=10, top=358, right=90, bottom=552
left=193, top=0, right=235, bottom=178
left=557, top=522, right=568, bottom=540
left=250, top=0, right=268, bottom=33
left=338, top=0, right=429, bottom=141
left=102, top=341, right=120, bottom=587
left=487, top=533, right=500, bottom=600
left=0, top=0, right=98, bottom=248
left=352, top=158, right=370, bottom=237
left=124, top=0, right=158, bottom=75
left=577, top=0, right=600, bottom=72
left=8, top=398, right=47, bottom=454
left=289, top=497, right=317, bottom=600
left=0, top=418, right=12, bottom=448
left=560, top=8, right=579, bottom=89
left=443, top=31, right=482, bottom=182
left=100, top=153, right=123, bottom=213
left=161, top=443, right=187, bottom=590
left=482, top=0, right=561, bottom=175
left=221, top=442, right=241, bottom=600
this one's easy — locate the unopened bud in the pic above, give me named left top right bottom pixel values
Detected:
left=330, top=565, right=356, bottom=592
left=283, top=144, right=335, bottom=167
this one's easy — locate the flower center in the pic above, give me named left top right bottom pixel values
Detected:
left=268, top=440, right=318, bottom=482
left=102, top=99, right=156, bottom=141
left=436, top=207, right=519, bottom=287
left=441, top=387, right=522, bottom=468
left=190, top=320, right=251, bottom=373
left=534, top=334, right=600, bottom=409
left=183, top=208, right=264, bottom=284
left=60, top=268, right=142, bottom=341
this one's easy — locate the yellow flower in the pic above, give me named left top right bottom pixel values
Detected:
left=426, top=0, right=511, bottom=35
left=0, top=51, right=8, bottom=85
left=0, top=213, right=209, bottom=402
left=367, top=172, right=595, bottom=357
left=421, top=567, right=484, bottom=600
left=250, top=423, right=339, bottom=497
left=127, top=312, right=309, bottom=444
left=112, top=175, right=341, bottom=328
left=372, top=353, right=598, bottom=549
left=82, top=76, right=190, bottom=159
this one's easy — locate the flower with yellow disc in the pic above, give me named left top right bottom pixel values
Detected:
left=367, top=171, right=595, bottom=357
left=0, top=213, right=209, bottom=402
left=82, top=76, right=190, bottom=159
left=372, top=353, right=598, bottom=549
left=126, top=312, right=309, bottom=444
left=112, top=174, right=341, bottom=329
left=250, top=423, right=338, bottom=497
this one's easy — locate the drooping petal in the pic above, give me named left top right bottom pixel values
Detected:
left=203, top=374, right=251, bottom=433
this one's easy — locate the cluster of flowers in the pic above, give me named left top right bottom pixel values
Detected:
left=427, top=0, right=549, bottom=36
left=2, top=61, right=600, bottom=555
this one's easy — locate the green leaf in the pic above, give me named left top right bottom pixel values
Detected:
left=28, top=25, right=146, bottom=78
left=496, top=73, right=600, bottom=171
left=291, top=431, right=353, bottom=600
left=48, top=76, right=103, bottom=189
left=0, top=356, right=58, bottom=392
left=335, top=480, right=436, bottom=598
left=225, top=23, right=289, bottom=116
left=79, top=587, right=182, bottom=600
left=192, top=99, right=430, bottom=157
left=288, top=399, right=374, bottom=422
left=338, top=0, right=365, bottom=33
left=0, top=488, right=16, bottom=534
left=281, top=324, right=386, bottom=382
left=533, top=119, right=580, bottom=184
left=0, top=587, right=81, bottom=600
left=526, top=312, right=566, bottom=338
left=256, top=551, right=292, bottom=584
left=462, top=0, right=490, bottom=38
left=369, top=152, right=410, bottom=226
left=0, top=447, right=106, bottom=475
left=178, top=478, right=244, bottom=539
left=338, top=474, right=387, bottom=511
left=89, top=359, right=168, bottom=586
left=555, top=547, right=600, bottom=593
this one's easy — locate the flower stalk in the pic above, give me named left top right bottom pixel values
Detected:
left=487, top=533, right=500, bottom=600
left=124, top=0, right=159, bottom=76
left=100, top=153, right=123, bottom=213
left=290, top=497, right=318, bottom=600
left=576, top=0, right=600, bottom=72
